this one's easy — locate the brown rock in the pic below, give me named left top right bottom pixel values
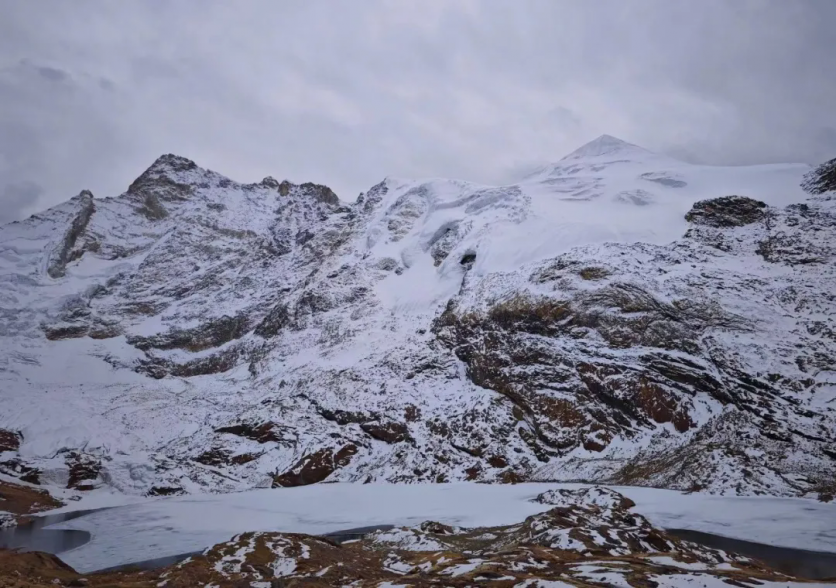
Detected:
left=498, top=469, right=524, bottom=484
left=360, top=421, right=410, bottom=444
left=42, top=324, right=89, bottom=341
left=0, top=429, right=22, bottom=453
left=230, top=452, right=260, bottom=466
left=0, top=480, right=62, bottom=522
left=194, top=449, right=261, bottom=469
left=215, top=422, right=288, bottom=444
left=65, top=452, right=101, bottom=491
left=127, top=314, right=250, bottom=353
left=578, top=266, right=611, bottom=280
left=272, top=444, right=357, bottom=487
left=419, top=521, right=455, bottom=535
left=487, top=455, right=508, bottom=468
left=403, top=404, right=421, bottom=422
left=583, top=437, right=607, bottom=452
left=194, top=448, right=231, bottom=467
left=635, top=377, right=693, bottom=433
left=685, top=195, right=767, bottom=228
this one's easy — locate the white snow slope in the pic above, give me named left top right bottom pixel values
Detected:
left=1, top=135, right=834, bottom=502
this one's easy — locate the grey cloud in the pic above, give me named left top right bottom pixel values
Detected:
left=0, top=58, right=136, bottom=219
left=816, top=128, right=836, bottom=154
left=98, top=77, right=115, bottom=91
left=128, top=56, right=182, bottom=83
left=0, top=180, right=42, bottom=224
left=34, top=64, right=69, bottom=83
left=0, top=0, right=833, bottom=221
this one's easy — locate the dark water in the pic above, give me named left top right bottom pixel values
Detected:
left=669, top=528, right=836, bottom=581
left=91, top=524, right=396, bottom=573
left=321, top=524, right=394, bottom=543
left=95, top=550, right=202, bottom=573
left=0, top=509, right=96, bottom=555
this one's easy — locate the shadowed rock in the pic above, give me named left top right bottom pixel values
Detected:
left=127, top=314, right=250, bottom=353
left=64, top=452, right=101, bottom=491
left=360, top=421, right=410, bottom=444
left=46, top=191, right=95, bottom=278
left=272, top=445, right=358, bottom=487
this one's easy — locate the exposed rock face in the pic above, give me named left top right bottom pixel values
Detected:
left=215, top=422, right=290, bottom=444
left=360, top=421, right=410, bottom=444
left=127, top=154, right=197, bottom=199
left=272, top=444, right=358, bottom=487
left=137, top=192, right=169, bottom=220
left=685, top=195, right=767, bottom=227
left=42, top=324, right=91, bottom=340
left=260, top=176, right=279, bottom=189
left=271, top=180, right=339, bottom=206
left=46, top=191, right=95, bottom=278
left=802, top=157, right=836, bottom=196
left=428, top=221, right=461, bottom=266
left=0, top=458, right=41, bottom=485
left=65, top=452, right=102, bottom=491
left=432, top=197, right=836, bottom=494
left=194, top=448, right=260, bottom=467
left=0, top=429, right=22, bottom=453
left=0, top=480, right=62, bottom=526
left=432, top=285, right=728, bottom=459
left=127, top=314, right=250, bottom=352
left=146, top=485, right=185, bottom=497
left=135, top=344, right=245, bottom=379
left=756, top=201, right=836, bottom=265
left=253, top=303, right=290, bottom=338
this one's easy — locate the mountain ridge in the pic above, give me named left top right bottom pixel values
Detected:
left=560, top=133, right=651, bottom=161
left=0, top=139, right=833, bottom=503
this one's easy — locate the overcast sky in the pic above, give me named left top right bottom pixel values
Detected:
left=1, top=0, right=834, bottom=222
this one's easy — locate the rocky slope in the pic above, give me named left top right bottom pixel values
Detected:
left=0, top=480, right=61, bottom=528
left=2, top=487, right=829, bottom=586
left=0, top=136, right=833, bottom=499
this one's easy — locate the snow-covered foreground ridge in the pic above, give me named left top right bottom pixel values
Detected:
left=1, top=135, right=834, bottom=499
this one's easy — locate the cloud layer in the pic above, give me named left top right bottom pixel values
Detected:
left=1, top=0, right=834, bottom=221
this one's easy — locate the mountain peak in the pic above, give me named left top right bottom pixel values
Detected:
left=145, top=153, right=199, bottom=175
left=127, top=154, right=200, bottom=196
left=561, top=134, right=650, bottom=161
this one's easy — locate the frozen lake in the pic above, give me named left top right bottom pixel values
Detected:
left=36, top=482, right=836, bottom=573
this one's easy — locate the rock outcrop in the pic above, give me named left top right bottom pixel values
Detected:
left=802, top=157, right=836, bottom=196
left=0, top=480, right=62, bottom=527
left=46, top=191, right=95, bottom=278
left=684, top=195, right=767, bottom=227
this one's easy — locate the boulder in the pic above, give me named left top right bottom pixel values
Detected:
left=685, top=195, right=767, bottom=227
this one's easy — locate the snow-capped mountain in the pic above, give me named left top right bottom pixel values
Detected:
left=1, top=136, right=833, bottom=499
